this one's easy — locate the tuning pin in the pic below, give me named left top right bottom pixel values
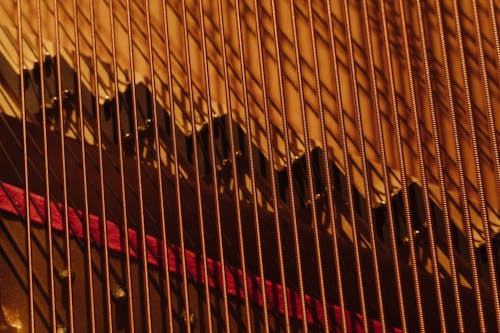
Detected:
left=122, top=132, right=135, bottom=155
left=103, top=96, right=113, bottom=120
left=50, top=96, right=59, bottom=113
left=305, top=193, right=322, bottom=207
left=36, top=96, right=59, bottom=123
left=22, top=66, right=30, bottom=90
left=402, top=229, right=421, bottom=244
left=33, top=62, right=40, bottom=85
left=44, top=53, right=52, bottom=77
left=138, top=118, right=154, bottom=143
left=62, top=90, right=75, bottom=111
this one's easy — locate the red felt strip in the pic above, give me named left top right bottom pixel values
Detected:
left=0, top=181, right=401, bottom=332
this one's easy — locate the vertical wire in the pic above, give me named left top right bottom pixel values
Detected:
left=490, top=0, right=500, bottom=71
left=414, top=0, right=457, bottom=330
left=358, top=0, right=408, bottom=330
left=35, top=0, right=57, bottom=331
left=158, top=0, right=177, bottom=331
left=410, top=0, right=458, bottom=332
left=251, top=0, right=291, bottom=330
left=143, top=0, right=174, bottom=329
left=489, top=0, right=500, bottom=103
left=160, top=1, right=186, bottom=331
left=195, top=0, right=231, bottom=330
left=53, top=0, right=75, bottom=330
left=338, top=0, right=388, bottom=329
left=378, top=0, right=427, bottom=330
left=108, top=0, right=136, bottom=331
left=124, top=0, right=153, bottom=331
left=214, top=0, right=254, bottom=330
left=450, top=0, right=489, bottom=330
left=195, top=0, right=232, bottom=329
left=72, top=0, right=96, bottom=331
left=320, top=1, right=353, bottom=330
left=395, top=0, right=445, bottom=330
left=233, top=2, right=274, bottom=328
left=433, top=0, right=473, bottom=329
left=324, top=0, right=370, bottom=330
left=308, top=0, right=351, bottom=329
left=470, top=0, right=500, bottom=325
left=232, top=0, right=271, bottom=330
left=474, top=0, right=500, bottom=201
left=16, top=0, right=35, bottom=331
left=269, top=0, right=309, bottom=330
left=288, top=0, right=330, bottom=330
left=179, top=0, right=210, bottom=331
left=88, top=0, right=114, bottom=331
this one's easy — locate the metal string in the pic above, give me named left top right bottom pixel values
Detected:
left=469, top=0, right=500, bottom=325
left=357, top=0, right=409, bottom=330
left=214, top=0, right=254, bottom=329
left=35, top=0, right=57, bottom=331
left=288, top=0, right=331, bottom=330
left=179, top=0, right=212, bottom=330
left=107, top=1, right=136, bottom=330
left=338, top=0, right=388, bottom=329
left=324, top=0, right=370, bottom=330
left=269, top=0, right=309, bottom=329
left=251, top=0, right=291, bottom=330
left=88, top=0, right=114, bottom=330
left=52, top=0, right=75, bottom=330
left=124, top=0, right=153, bottom=330
left=71, top=0, right=96, bottom=331
left=16, top=0, right=35, bottom=331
